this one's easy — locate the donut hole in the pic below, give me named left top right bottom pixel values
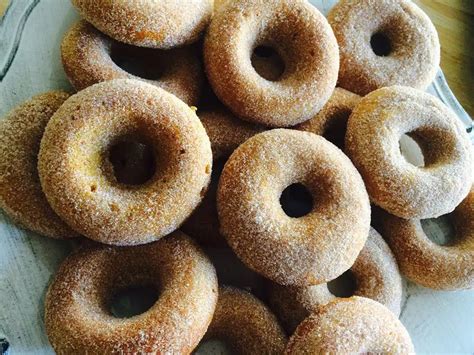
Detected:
left=280, top=183, right=314, bottom=218
left=251, top=45, right=286, bottom=81
left=327, top=270, right=357, bottom=298
left=109, top=285, right=159, bottom=318
left=370, top=32, right=392, bottom=57
left=322, top=109, right=352, bottom=149
left=399, top=134, right=425, bottom=167
left=110, top=42, right=164, bottom=80
left=421, top=216, right=457, bottom=246
left=108, top=138, right=156, bottom=186
left=194, top=339, right=233, bottom=355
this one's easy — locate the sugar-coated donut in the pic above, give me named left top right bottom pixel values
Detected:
left=61, top=20, right=203, bottom=105
left=346, top=86, right=473, bottom=219
left=38, top=79, right=212, bottom=246
left=375, top=188, right=474, bottom=290
left=296, top=87, right=360, bottom=149
left=268, top=228, right=403, bottom=333
left=217, top=129, right=370, bottom=286
left=285, top=297, right=414, bottom=354
left=45, top=231, right=218, bottom=354
left=204, top=0, right=339, bottom=127
left=71, top=0, right=213, bottom=49
left=328, top=0, right=440, bottom=95
left=182, top=107, right=264, bottom=245
left=0, top=92, right=78, bottom=239
left=201, top=286, right=287, bottom=354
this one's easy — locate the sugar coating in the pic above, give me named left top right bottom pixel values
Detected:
left=182, top=106, right=265, bottom=246
left=376, top=188, right=474, bottom=290
left=328, top=0, right=440, bottom=95
left=217, top=129, right=371, bottom=286
left=71, top=0, right=214, bottom=49
left=0, top=92, right=79, bottom=239
left=203, top=286, right=287, bottom=354
left=38, top=79, right=212, bottom=246
left=268, top=228, right=403, bottom=333
left=44, top=232, right=218, bottom=354
left=346, top=85, right=473, bottom=219
left=61, top=20, right=204, bottom=105
left=296, top=87, right=361, bottom=149
left=285, top=297, right=414, bottom=353
left=204, top=0, right=339, bottom=127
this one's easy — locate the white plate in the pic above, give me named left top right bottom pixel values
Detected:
left=0, top=1, right=473, bottom=354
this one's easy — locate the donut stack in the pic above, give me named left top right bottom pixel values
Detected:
left=0, top=0, right=472, bottom=353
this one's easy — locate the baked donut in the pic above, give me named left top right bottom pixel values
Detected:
left=375, top=188, right=474, bottom=290
left=38, top=79, right=212, bottom=246
left=217, top=129, right=370, bottom=286
left=45, top=231, right=218, bottom=354
left=199, top=286, right=287, bottom=354
left=61, top=20, right=203, bottom=105
left=204, top=0, right=339, bottom=127
left=71, top=0, right=213, bottom=49
left=346, top=86, right=473, bottom=219
left=0, top=92, right=78, bottom=239
left=182, top=107, right=264, bottom=245
left=268, top=228, right=403, bottom=333
left=296, top=88, right=360, bottom=149
left=327, top=0, right=440, bottom=95
left=285, top=297, right=414, bottom=354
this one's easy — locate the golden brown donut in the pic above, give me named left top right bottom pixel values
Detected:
left=217, top=129, right=370, bottom=286
left=199, top=286, right=287, bottom=354
left=328, top=0, right=440, bottom=95
left=375, top=188, right=474, bottom=290
left=296, top=87, right=360, bottom=149
left=45, top=231, right=218, bottom=354
left=204, top=0, right=339, bottom=127
left=182, top=107, right=264, bottom=245
left=346, top=86, right=473, bottom=219
left=268, top=228, right=403, bottom=333
left=38, top=79, right=212, bottom=246
left=61, top=20, right=203, bottom=105
left=0, top=92, right=78, bottom=239
left=285, top=297, right=414, bottom=354
left=71, top=0, right=214, bottom=49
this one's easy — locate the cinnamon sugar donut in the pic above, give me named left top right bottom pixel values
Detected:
left=296, top=87, right=360, bottom=149
left=285, top=297, right=414, bottom=354
left=45, top=231, right=218, bottom=354
left=217, top=129, right=370, bottom=286
left=61, top=20, right=203, bottom=105
left=204, top=0, right=339, bottom=127
left=38, top=79, right=212, bottom=246
left=268, top=228, right=403, bottom=333
left=182, top=107, right=264, bottom=245
left=375, top=188, right=474, bottom=290
left=71, top=0, right=213, bottom=49
left=328, top=0, right=440, bottom=95
left=0, top=92, right=78, bottom=239
left=200, top=286, right=287, bottom=354
left=346, top=86, right=473, bottom=219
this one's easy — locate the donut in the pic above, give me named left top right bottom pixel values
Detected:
left=346, top=86, right=473, bottom=219
left=0, top=92, right=78, bottom=239
left=204, top=0, right=339, bottom=127
left=182, top=107, right=264, bottom=245
left=327, top=0, right=440, bottom=95
left=285, top=297, right=414, bottom=354
left=217, top=129, right=371, bottom=286
left=200, top=286, right=287, bottom=354
left=268, top=228, right=403, bottom=333
left=45, top=231, right=218, bottom=354
left=38, top=79, right=212, bottom=246
left=61, top=20, right=203, bottom=105
left=296, top=87, right=361, bottom=149
left=375, top=188, right=474, bottom=290
left=71, top=0, right=213, bottom=49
